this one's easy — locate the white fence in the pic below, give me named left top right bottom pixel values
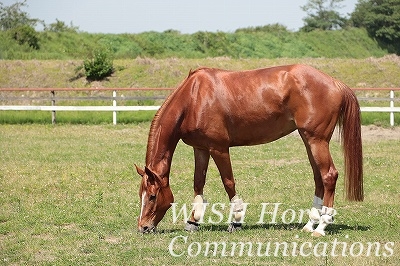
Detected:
left=356, top=89, right=400, bottom=126
left=0, top=88, right=170, bottom=125
left=1, top=88, right=399, bottom=126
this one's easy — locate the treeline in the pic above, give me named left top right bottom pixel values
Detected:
left=1, top=0, right=399, bottom=60
left=0, top=27, right=388, bottom=60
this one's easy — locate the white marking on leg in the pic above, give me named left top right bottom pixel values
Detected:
left=231, top=195, right=245, bottom=223
left=303, top=207, right=321, bottom=232
left=313, top=206, right=335, bottom=237
left=193, top=195, right=205, bottom=221
left=303, top=196, right=322, bottom=233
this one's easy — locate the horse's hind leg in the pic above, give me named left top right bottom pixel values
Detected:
left=299, top=131, right=338, bottom=237
left=301, top=135, right=324, bottom=234
left=185, top=148, right=210, bottom=231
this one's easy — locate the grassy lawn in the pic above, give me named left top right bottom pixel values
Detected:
left=0, top=124, right=399, bottom=265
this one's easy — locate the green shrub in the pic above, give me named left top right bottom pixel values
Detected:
left=82, top=49, right=114, bottom=81
left=10, top=25, right=40, bottom=49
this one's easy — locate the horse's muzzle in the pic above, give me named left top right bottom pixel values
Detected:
left=138, top=224, right=156, bottom=234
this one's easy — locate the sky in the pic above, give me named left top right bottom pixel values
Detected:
left=4, top=0, right=359, bottom=34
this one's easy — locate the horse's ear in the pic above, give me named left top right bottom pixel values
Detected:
left=135, top=164, right=160, bottom=185
left=143, top=166, right=168, bottom=187
left=145, top=166, right=158, bottom=185
left=135, top=164, right=145, bottom=177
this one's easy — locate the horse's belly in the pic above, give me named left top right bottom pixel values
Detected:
left=181, top=106, right=296, bottom=148
left=228, top=118, right=297, bottom=146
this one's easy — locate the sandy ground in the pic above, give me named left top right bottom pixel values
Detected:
left=360, top=125, right=400, bottom=141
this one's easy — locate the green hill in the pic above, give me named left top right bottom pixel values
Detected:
left=0, top=28, right=388, bottom=60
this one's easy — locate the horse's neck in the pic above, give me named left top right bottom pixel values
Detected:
left=145, top=113, right=181, bottom=179
left=145, top=76, right=190, bottom=178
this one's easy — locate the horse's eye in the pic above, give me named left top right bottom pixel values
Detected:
left=149, top=194, right=156, bottom=201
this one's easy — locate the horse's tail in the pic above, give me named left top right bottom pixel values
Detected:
left=337, top=81, right=364, bottom=201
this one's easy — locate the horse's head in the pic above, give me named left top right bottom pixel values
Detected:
left=135, top=165, right=173, bottom=233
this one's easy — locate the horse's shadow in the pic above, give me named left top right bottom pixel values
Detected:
left=244, top=223, right=371, bottom=235
left=158, top=222, right=371, bottom=235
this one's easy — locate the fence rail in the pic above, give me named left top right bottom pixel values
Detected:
left=1, top=87, right=399, bottom=126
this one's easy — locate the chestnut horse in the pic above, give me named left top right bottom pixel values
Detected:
left=136, top=64, right=363, bottom=237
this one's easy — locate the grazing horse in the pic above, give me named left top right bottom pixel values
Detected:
left=136, top=64, right=363, bottom=237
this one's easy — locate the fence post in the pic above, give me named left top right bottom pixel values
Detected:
left=113, top=90, right=117, bottom=125
left=390, top=90, right=394, bottom=127
left=51, top=90, right=56, bottom=124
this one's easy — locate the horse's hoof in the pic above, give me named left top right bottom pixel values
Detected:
left=312, top=230, right=325, bottom=237
left=227, top=222, right=242, bottom=233
left=185, top=221, right=200, bottom=232
left=302, top=225, right=314, bottom=233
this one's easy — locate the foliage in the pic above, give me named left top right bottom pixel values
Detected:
left=0, top=28, right=388, bottom=60
left=235, top=23, right=289, bottom=34
left=1, top=0, right=399, bottom=59
left=9, top=24, right=39, bottom=49
left=0, top=0, right=41, bottom=30
left=301, top=0, right=348, bottom=32
left=0, top=1, right=79, bottom=52
left=0, top=0, right=41, bottom=49
left=0, top=0, right=390, bottom=60
left=351, top=0, right=400, bottom=54
left=80, top=49, right=114, bottom=81
left=44, top=19, right=79, bottom=33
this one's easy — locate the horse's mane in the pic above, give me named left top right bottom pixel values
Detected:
left=145, top=69, right=202, bottom=164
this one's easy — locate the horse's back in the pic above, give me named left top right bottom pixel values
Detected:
left=178, top=65, right=345, bottom=147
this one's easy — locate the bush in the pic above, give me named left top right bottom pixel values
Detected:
left=10, top=25, right=39, bottom=49
left=82, top=49, right=114, bottom=81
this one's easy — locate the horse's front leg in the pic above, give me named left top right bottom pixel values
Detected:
left=185, top=148, right=210, bottom=232
left=210, top=148, right=244, bottom=232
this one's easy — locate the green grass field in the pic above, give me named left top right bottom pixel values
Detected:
left=1, top=110, right=399, bottom=127
left=0, top=123, right=399, bottom=265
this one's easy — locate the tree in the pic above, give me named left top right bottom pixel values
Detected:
left=45, top=19, right=79, bottom=33
left=301, top=0, right=348, bottom=32
left=0, top=0, right=41, bottom=30
left=235, top=23, right=289, bottom=34
left=11, top=24, right=39, bottom=49
left=351, top=0, right=400, bottom=54
left=0, top=0, right=41, bottom=49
